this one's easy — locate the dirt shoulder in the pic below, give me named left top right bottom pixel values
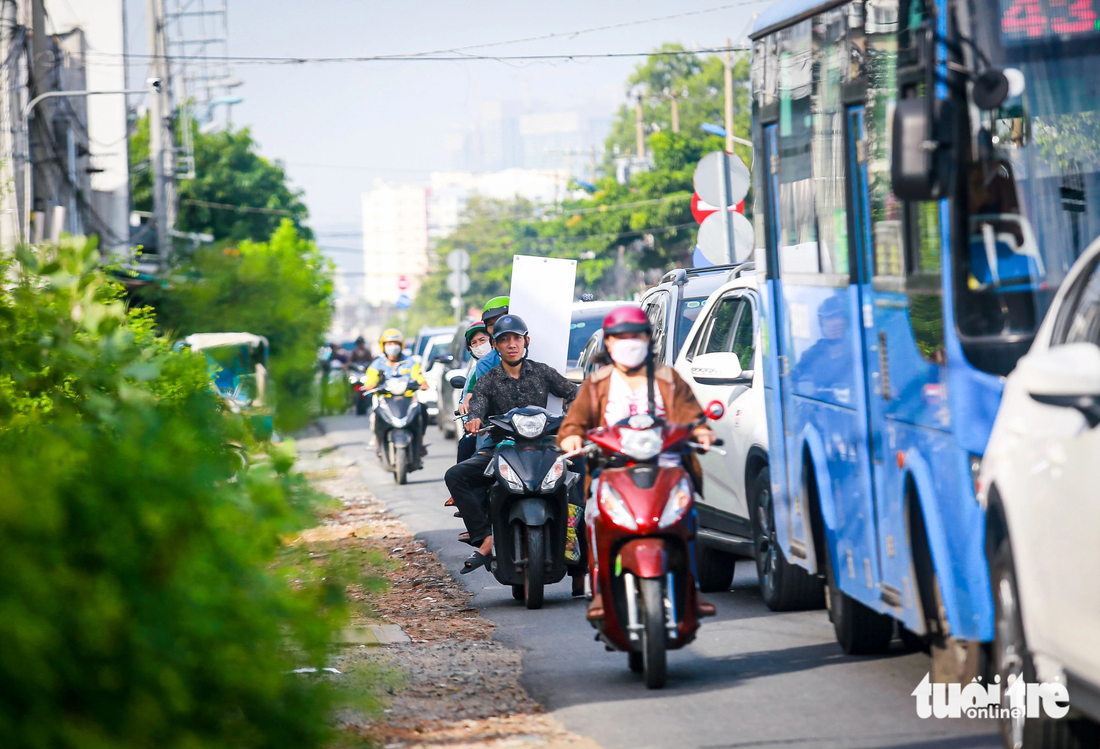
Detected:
left=294, top=428, right=600, bottom=749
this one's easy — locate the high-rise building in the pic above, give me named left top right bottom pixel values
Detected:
left=361, top=182, right=429, bottom=306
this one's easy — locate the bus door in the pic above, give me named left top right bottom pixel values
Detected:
left=846, top=104, right=899, bottom=613
left=760, top=123, right=804, bottom=565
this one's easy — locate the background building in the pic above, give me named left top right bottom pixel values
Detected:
left=361, top=182, right=429, bottom=306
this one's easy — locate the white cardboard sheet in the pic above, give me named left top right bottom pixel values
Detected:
left=508, top=255, right=577, bottom=414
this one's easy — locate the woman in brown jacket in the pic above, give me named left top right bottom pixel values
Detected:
left=558, top=306, right=717, bottom=620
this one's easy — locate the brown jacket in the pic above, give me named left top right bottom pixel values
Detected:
left=559, top=363, right=706, bottom=440
left=558, top=364, right=709, bottom=494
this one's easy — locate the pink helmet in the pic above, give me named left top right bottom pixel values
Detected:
left=603, top=305, right=650, bottom=336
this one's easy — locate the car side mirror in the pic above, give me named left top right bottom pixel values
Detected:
left=1020, top=343, right=1100, bottom=428
left=690, top=352, right=745, bottom=385
left=447, top=371, right=467, bottom=390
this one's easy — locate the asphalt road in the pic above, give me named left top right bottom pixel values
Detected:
left=319, top=415, right=1000, bottom=749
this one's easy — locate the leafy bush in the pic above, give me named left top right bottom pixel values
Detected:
left=0, top=239, right=344, bottom=749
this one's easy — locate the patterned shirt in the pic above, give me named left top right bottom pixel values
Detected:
left=467, top=359, right=577, bottom=425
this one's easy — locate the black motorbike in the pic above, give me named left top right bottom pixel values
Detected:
left=483, top=406, right=583, bottom=609
left=366, top=374, right=424, bottom=485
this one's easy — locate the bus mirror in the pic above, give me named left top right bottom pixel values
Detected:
left=891, top=97, right=955, bottom=201
left=892, top=97, right=935, bottom=200
left=972, top=69, right=1009, bottom=110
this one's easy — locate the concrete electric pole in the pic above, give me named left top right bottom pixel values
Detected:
left=634, top=93, right=646, bottom=158
left=147, top=0, right=176, bottom=256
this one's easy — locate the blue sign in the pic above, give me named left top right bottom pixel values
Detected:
left=395, top=293, right=412, bottom=310
left=691, top=245, right=716, bottom=268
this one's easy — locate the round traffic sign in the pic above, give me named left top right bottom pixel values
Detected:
left=397, top=275, right=409, bottom=291
left=447, top=248, right=471, bottom=271
left=695, top=211, right=754, bottom=265
left=446, top=270, right=470, bottom=295
left=693, top=151, right=750, bottom=208
left=691, top=192, right=745, bottom=224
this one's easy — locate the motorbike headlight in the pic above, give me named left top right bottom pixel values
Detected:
left=619, top=427, right=663, bottom=461
left=539, top=456, right=566, bottom=493
left=385, top=378, right=407, bottom=395
left=512, top=412, right=547, bottom=439
left=599, top=481, right=637, bottom=530
left=658, top=478, right=694, bottom=528
left=497, top=456, right=524, bottom=492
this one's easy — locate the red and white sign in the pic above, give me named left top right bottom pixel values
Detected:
left=397, top=275, right=409, bottom=291
left=691, top=192, right=744, bottom=224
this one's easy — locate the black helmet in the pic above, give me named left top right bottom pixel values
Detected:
left=491, top=314, right=529, bottom=340
left=355, top=336, right=365, bottom=345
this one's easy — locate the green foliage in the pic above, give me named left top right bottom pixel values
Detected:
left=0, top=238, right=345, bottom=749
left=150, top=220, right=335, bottom=432
left=130, top=115, right=312, bottom=245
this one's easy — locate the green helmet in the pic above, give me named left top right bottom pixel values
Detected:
left=482, top=296, right=510, bottom=322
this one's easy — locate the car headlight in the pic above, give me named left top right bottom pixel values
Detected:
left=619, top=427, right=663, bottom=461
left=385, top=378, right=407, bottom=395
left=658, top=478, right=693, bottom=528
left=497, top=456, right=524, bottom=492
left=599, top=481, right=637, bottom=530
left=539, top=456, right=566, bottom=493
left=512, top=412, right=547, bottom=439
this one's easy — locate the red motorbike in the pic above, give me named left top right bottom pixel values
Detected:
left=569, top=405, right=724, bottom=689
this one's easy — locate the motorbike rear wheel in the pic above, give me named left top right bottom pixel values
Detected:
left=393, top=448, right=408, bottom=485
left=523, top=525, right=545, bottom=610
left=639, top=577, right=667, bottom=689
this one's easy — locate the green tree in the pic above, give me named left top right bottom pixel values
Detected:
left=150, top=220, right=334, bottom=431
left=130, top=115, right=312, bottom=245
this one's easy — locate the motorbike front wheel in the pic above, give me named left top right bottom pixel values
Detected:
left=523, top=525, right=545, bottom=610
left=393, top=447, right=408, bottom=485
left=639, top=577, right=667, bottom=689
left=355, top=397, right=368, bottom=416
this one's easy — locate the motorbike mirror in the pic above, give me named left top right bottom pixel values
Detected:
left=447, top=372, right=467, bottom=390
left=704, top=400, right=725, bottom=420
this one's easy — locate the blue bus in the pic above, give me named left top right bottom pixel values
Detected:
left=750, top=0, right=1100, bottom=680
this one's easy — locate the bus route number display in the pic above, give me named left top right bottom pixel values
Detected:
left=1000, top=0, right=1100, bottom=40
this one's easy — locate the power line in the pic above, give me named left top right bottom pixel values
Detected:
left=85, top=46, right=751, bottom=67
left=546, top=193, right=691, bottom=216
left=181, top=198, right=295, bottom=216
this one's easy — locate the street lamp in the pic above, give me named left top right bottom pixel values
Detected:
left=701, top=123, right=753, bottom=149
left=21, top=86, right=153, bottom=243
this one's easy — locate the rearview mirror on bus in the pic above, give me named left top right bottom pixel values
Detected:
left=891, top=97, right=956, bottom=202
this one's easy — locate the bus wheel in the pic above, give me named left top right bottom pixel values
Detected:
left=752, top=468, right=825, bottom=611
left=825, top=547, right=892, bottom=655
left=929, top=574, right=983, bottom=684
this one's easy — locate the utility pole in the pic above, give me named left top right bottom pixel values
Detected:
left=724, top=38, right=735, bottom=153
left=589, top=144, right=597, bottom=184
left=147, top=0, right=176, bottom=256
left=634, top=93, right=646, bottom=158
left=663, top=87, right=685, bottom=134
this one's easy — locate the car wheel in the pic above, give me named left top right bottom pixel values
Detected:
left=991, top=535, right=1100, bottom=749
left=751, top=467, right=825, bottom=611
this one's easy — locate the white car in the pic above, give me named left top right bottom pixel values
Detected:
left=674, top=268, right=823, bottom=610
left=979, top=240, right=1100, bottom=748
left=420, top=332, right=455, bottom=422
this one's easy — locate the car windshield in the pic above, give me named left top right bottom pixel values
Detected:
left=962, top=2, right=1100, bottom=371
left=675, top=296, right=710, bottom=355
left=569, top=310, right=612, bottom=363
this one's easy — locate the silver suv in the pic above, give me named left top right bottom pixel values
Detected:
left=638, top=264, right=745, bottom=366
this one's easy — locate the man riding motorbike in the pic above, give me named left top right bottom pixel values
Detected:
left=558, top=306, right=717, bottom=620
left=456, top=320, right=491, bottom=463
left=444, top=314, right=578, bottom=577
left=364, top=328, right=429, bottom=459
left=349, top=336, right=373, bottom=364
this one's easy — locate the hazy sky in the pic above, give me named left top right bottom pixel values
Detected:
left=123, top=0, right=768, bottom=237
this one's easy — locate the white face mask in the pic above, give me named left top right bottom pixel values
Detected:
left=384, top=343, right=401, bottom=358
left=609, top=338, right=649, bottom=369
left=471, top=342, right=492, bottom=359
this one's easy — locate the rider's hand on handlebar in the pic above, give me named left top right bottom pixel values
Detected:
left=419, top=382, right=429, bottom=391
left=692, top=427, right=717, bottom=448
left=458, top=394, right=471, bottom=416
left=465, top=418, right=482, bottom=434
left=560, top=435, right=583, bottom=453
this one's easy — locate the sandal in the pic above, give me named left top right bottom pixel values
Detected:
left=460, top=550, right=493, bottom=575
left=444, top=497, right=455, bottom=507
left=458, top=531, right=472, bottom=544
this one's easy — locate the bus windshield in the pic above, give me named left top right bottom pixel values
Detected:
left=960, top=2, right=1100, bottom=371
